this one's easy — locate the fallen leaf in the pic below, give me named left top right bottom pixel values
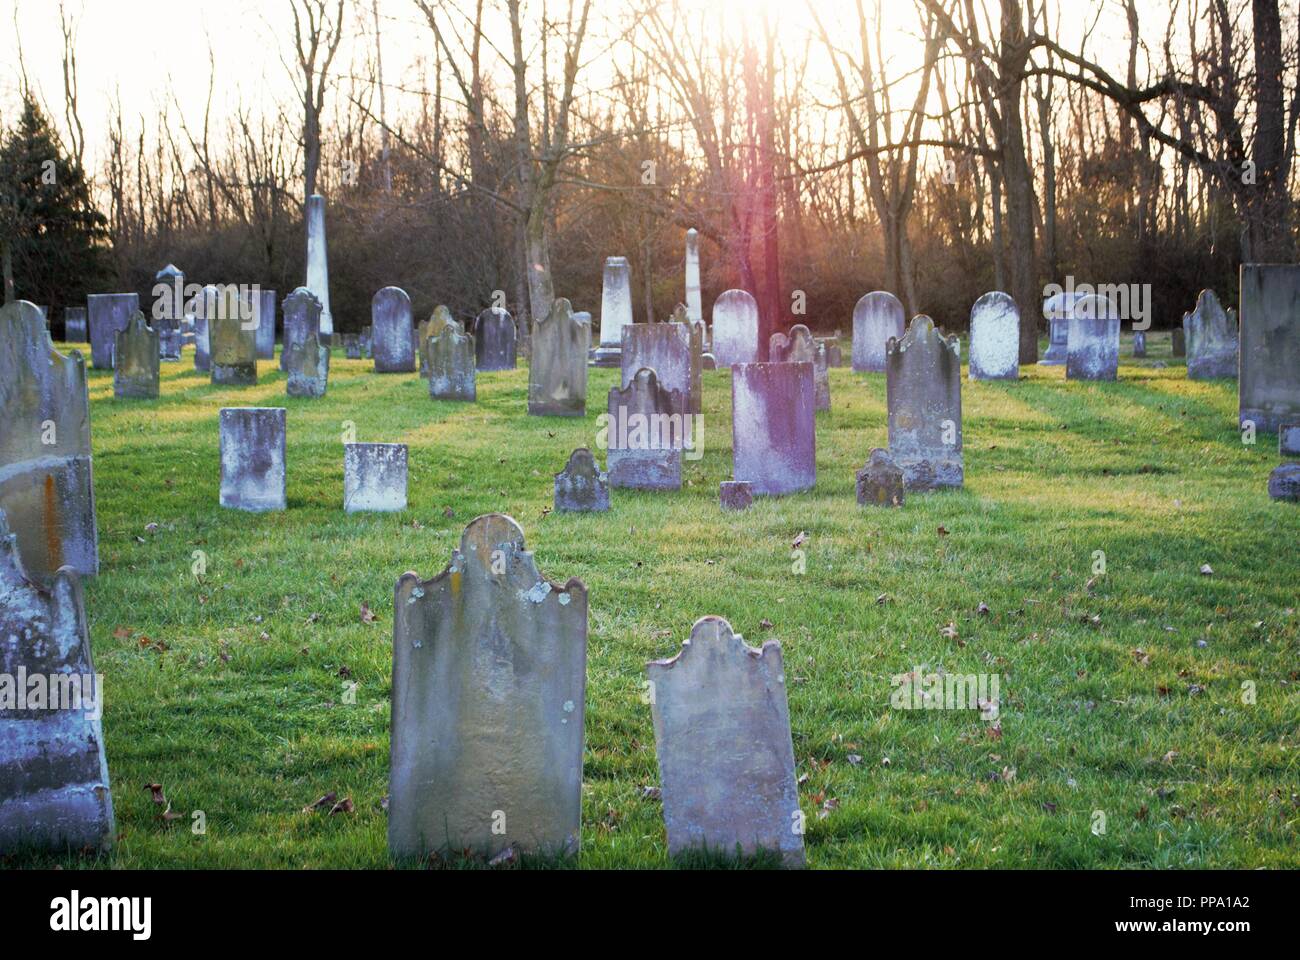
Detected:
left=144, top=783, right=166, bottom=805
left=303, top=792, right=337, bottom=813
left=488, top=845, right=517, bottom=867
left=937, top=525, right=950, bottom=537
left=327, top=797, right=354, bottom=816
left=792, top=531, right=807, bottom=549
left=359, top=603, right=377, bottom=624
left=977, top=602, right=990, bottom=616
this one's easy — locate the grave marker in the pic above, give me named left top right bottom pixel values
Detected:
left=592, top=256, right=633, bottom=367
left=373, top=286, right=415, bottom=373
left=1065, top=295, right=1121, bottom=382
left=285, top=329, right=330, bottom=398
left=606, top=368, right=685, bottom=490
left=712, top=289, right=760, bottom=367
left=886, top=315, right=963, bottom=489
left=731, top=362, right=816, bottom=495
left=86, top=293, right=138, bottom=369
left=968, top=291, right=1020, bottom=381
left=554, top=448, right=610, bottom=512
left=427, top=319, right=477, bottom=401
left=529, top=298, right=590, bottom=417
left=153, top=264, right=184, bottom=361
left=1184, top=288, right=1238, bottom=380
left=113, top=312, right=160, bottom=399
left=856, top=448, right=905, bottom=507
left=852, top=291, right=904, bottom=373
left=1240, top=265, right=1300, bottom=431
left=343, top=443, right=408, bottom=513
left=219, top=408, right=286, bottom=512
left=305, top=193, right=333, bottom=340
left=210, top=286, right=258, bottom=385
left=474, top=307, right=517, bottom=371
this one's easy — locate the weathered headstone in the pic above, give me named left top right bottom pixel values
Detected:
left=281, top=286, right=321, bottom=376
left=685, top=228, right=703, bottom=323
left=1184, top=289, right=1238, bottom=379
left=210, top=286, right=258, bottom=385
left=253, top=288, right=276, bottom=360
left=712, top=289, right=760, bottom=367
left=1040, top=291, right=1086, bottom=365
left=1269, top=463, right=1300, bottom=501
left=719, top=480, right=753, bottom=511
left=343, top=443, right=408, bottom=513
left=0, top=509, right=114, bottom=854
left=554, top=448, right=610, bottom=513
left=768, top=331, right=790, bottom=361
left=360, top=325, right=373, bottom=359
left=1280, top=423, right=1300, bottom=457
left=819, top=335, right=843, bottom=368
left=852, top=291, right=904, bottom=373
left=342, top=333, right=362, bottom=359
left=886, top=315, right=963, bottom=490
left=529, top=298, right=590, bottom=417
left=372, top=286, right=415, bottom=373
left=113, top=312, right=160, bottom=400
left=153, top=264, right=185, bottom=361
left=305, top=193, right=333, bottom=340
left=591, top=256, right=634, bottom=368
left=285, top=329, right=330, bottom=398
left=856, top=448, right=905, bottom=507
left=606, top=368, right=685, bottom=490
left=731, top=362, right=816, bottom=495
left=389, top=514, right=588, bottom=860
left=0, top=301, right=98, bottom=586
left=621, top=322, right=697, bottom=415
left=192, top=285, right=216, bottom=372
left=646, top=615, right=804, bottom=868
left=474, top=307, right=516, bottom=371
left=86, top=293, right=138, bottom=369
left=219, top=408, right=286, bottom=512
left=1066, top=295, right=1121, bottom=381
left=968, top=291, right=1020, bottom=381
left=416, top=307, right=449, bottom=378
left=702, top=353, right=717, bottom=370
left=63, top=307, right=87, bottom=343
left=427, top=319, right=477, bottom=402
left=784, top=324, right=830, bottom=411
left=1171, top=327, right=1186, bottom=357
left=1132, top=330, right=1147, bottom=358
left=1240, top=265, right=1300, bottom=431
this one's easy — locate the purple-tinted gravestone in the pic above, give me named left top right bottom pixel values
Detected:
left=1240, top=265, right=1300, bottom=431
left=342, top=333, right=362, bottom=359
left=427, top=319, right=477, bottom=401
left=731, top=361, right=815, bottom=495
left=606, top=368, right=685, bottom=490
left=886, top=315, right=963, bottom=490
left=621, top=322, right=697, bottom=415
left=1065, top=295, right=1120, bottom=382
left=360, top=325, right=373, bottom=359
left=1269, top=463, right=1300, bottom=501
left=1184, top=288, right=1238, bottom=379
left=372, top=286, right=415, bottom=373
left=852, top=291, right=904, bottom=373
left=281, top=286, right=321, bottom=374
left=152, top=264, right=184, bottom=361
left=968, top=291, right=1020, bottom=381
left=475, top=306, right=517, bottom=371
left=554, top=448, right=610, bottom=512
left=219, top=408, right=286, bottom=512
left=254, top=288, right=276, bottom=359
left=343, top=443, right=408, bottom=512
left=1280, top=423, right=1300, bottom=457
left=0, top=301, right=98, bottom=586
left=711, top=289, right=760, bottom=367
left=113, top=312, right=160, bottom=399
left=63, top=307, right=87, bottom=343
left=529, top=298, right=590, bottom=417
left=1132, top=330, right=1147, bottom=357
left=783, top=324, right=830, bottom=411
left=87, top=293, right=138, bottom=369
left=1040, top=290, right=1087, bottom=365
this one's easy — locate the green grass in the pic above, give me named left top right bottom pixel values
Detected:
left=18, top=332, right=1300, bottom=868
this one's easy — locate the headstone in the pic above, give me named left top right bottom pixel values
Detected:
left=621, top=322, right=697, bottom=415
left=852, top=291, right=905, bottom=373
left=285, top=329, right=330, bottom=398
left=702, top=353, right=717, bottom=370
left=819, top=335, right=843, bottom=368
left=1184, top=289, right=1238, bottom=379
left=968, top=291, right=1020, bottom=380
left=254, top=288, right=276, bottom=359
left=529, top=298, right=590, bottom=417
left=281, top=286, right=321, bottom=374
left=372, top=286, right=415, bottom=373
left=342, top=333, right=362, bottom=359
left=112, top=312, right=160, bottom=400
left=711, top=289, right=760, bottom=367
left=1171, top=327, right=1186, bottom=357
left=1040, top=290, right=1086, bottom=365
left=0, top=301, right=98, bottom=586
left=305, top=193, right=333, bottom=340
left=219, top=408, right=286, bottom=512
left=427, top=319, right=477, bottom=402
left=153, top=264, right=184, bottom=361
left=210, top=286, right=258, bottom=385
left=731, top=362, right=816, bottom=495
left=343, top=443, right=408, bottom=513
left=0, top=510, right=114, bottom=854
left=192, top=285, right=216, bottom=372
left=554, top=448, right=610, bottom=512
left=1268, top=463, right=1300, bottom=501
left=475, top=307, right=517, bottom=371
left=592, top=256, right=633, bottom=367
left=856, top=448, right=905, bottom=507
left=886, top=315, right=963, bottom=490
left=417, top=307, right=451, bottom=377
left=360, top=325, right=373, bottom=359
left=769, top=331, right=790, bottom=360
left=86, top=293, right=138, bottom=369
left=606, top=368, right=685, bottom=490
left=1132, top=330, right=1147, bottom=357
left=719, top=480, right=753, bottom=511
left=1240, top=265, right=1300, bottom=431
left=685, top=228, right=703, bottom=323
left=1065, top=295, right=1120, bottom=381
left=63, top=307, right=87, bottom=343
left=1280, top=423, right=1300, bottom=457
left=389, top=514, right=588, bottom=860
left=646, top=615, right=804, bottom=868
left=783, top=324, right=830, bottom=411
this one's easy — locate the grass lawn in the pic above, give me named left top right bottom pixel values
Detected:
left=21, top=332, right=1300, bottom=869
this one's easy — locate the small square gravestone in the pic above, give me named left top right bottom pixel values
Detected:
left=389, top=514, right=587, bottom=860
left=886, top=315, right=963, bottom=489
left=343, top=443, right=408, bottom=513
left=209, top=286, right=258, bottom=385
left=529, top=298, right=590, bottom=417
left=427, top=319, right=477, bottom=401
left=646, top=616, right=804, bottom=868
left=554, top=448, right=610, bottom=512
left=711, top=289, right=760, bottom=367
left=219, top=408, right=286, bottom=512
left=372, top=286, right=415, bottom=373
left=475, top=307, right=517, bottom=371
left=1183, top=289, right=1237, bottom=379
left=607, top=368, right=686, bottom=490
left=113, top=312, right=160, bottom=399
left=968, top=291, right=1020, bottom=380
left=1065, top=295, right=1120, bottom=381
left=285, top=330, right=330, bottom=398
left=731, top=362, right=816, bottom=495
left=852, top=291, right=904, bottom=373
left=719, top=480, right=753, bottom=511
left=856, top=448, right=905, bottom=507
left=87, top=293, right=138, bottom=369
left=1239, top=264, right=1300, bottom=431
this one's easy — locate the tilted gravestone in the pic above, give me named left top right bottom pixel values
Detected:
left=373, top=286, right=415, bottom=373
left=475, top=307, right=517, bottom=371
left=219, top=408, right=286, bottom=512
left=153, top=264, right=185, bottom=361
left=856, top=448, right=905, bottom=507
left=281, top=286, right=321, bottom=373
left=1065, top=295, right=1120, bottom=382
left=554, top=448, right=609, bottom=513
left=685, top=228, right=703, bottom=323
left=646, top=615, right=804, bottom=867
left=731, top=362, right=816, bottom=495
left=1239, top=264, right=1300, bottom=431
left=63, top=307, right=87, bottom=343
left=621, top=322, right=698, bottom=415
left=0, top=301, right=99, bottom=586
left=210, top=286, right=258, bottom=385
left=342, top=334, right=362, bottom=359
left=253, top=288, right=276, bottom=360
left=711, top=289, right=760, bottom=367
left=427, top=319, right=477, bottom=402
left=852, top=291, right=904, bottom=373
left=113, top=312, right=160, bottom=400
left=886, top=315, right=963, bottom=490
left=1132, top=330, right=1147, bottom=358
left=529, top=298, right=590, bottom=417
left=86, top=293, right=138, bottom=369
left=192, top=285, right=217, bottom=373
left=389, top=513, right=588, bottom=860
left=968, top=291, right=1020, bottom=381
left=1184, top=289, right=1238, bottom=380
left=592, top=256, right=633, bottom=367
left=285, top=329, right=330, bottom=398
left=0, top=509, right=114, bottom=854
left=343, top=443, right=407, bottom=513
left=305, top=193, right=334, bottom=340
left=607, top=368, right=685, bottom=491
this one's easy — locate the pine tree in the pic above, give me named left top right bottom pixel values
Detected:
left=0, top=96, right=110, bottom=308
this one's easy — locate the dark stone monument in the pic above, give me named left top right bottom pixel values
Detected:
left=342, top=333, right=362, bottom=359
left=192, top=285, right=216, bottom=373
left=153, top=264, right=185, bottom=361
left=1239, top=264, right=1300, bottom=431
left=554, top=448, right=610, bottom=512
left=1132, top=330, right=1147, bottom=358
left=373, top=286, right=415, bottom=373
left=1268, top=463, right=1300, bottom=501
left=886, top=315, right=963, bottom=490
left=1280, top=423, right=1300, bottom=457
left=63, top=307, right=87, bottom=343
left=87, top=293, right=138, bottom=369
left=1171, top=327, right=1186, bottom=357
left=475, top=307, right=517, bottom=371
left=856, top=448, right=905, bottom=507
left=281, top=286, right=320, bottom=373
left=113, top=312, right=160, bottom=400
